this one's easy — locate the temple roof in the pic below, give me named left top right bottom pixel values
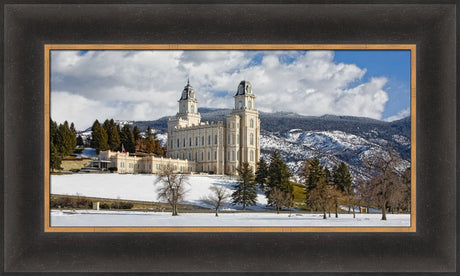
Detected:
left=235, top=80, right=253, bottom=96
left=179, top=78, right=196, bottom=101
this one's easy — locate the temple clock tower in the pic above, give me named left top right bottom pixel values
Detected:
left=177, top=79, right=201, bottom=126
left=227, top=80, right=260, bottom=173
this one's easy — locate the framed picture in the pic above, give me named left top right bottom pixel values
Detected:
left=3, top=2, right=456, bottom=273
left=45, top=44, right=416, bottom=233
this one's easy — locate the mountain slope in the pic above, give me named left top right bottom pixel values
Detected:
left=79, top=108, right=411, bottom=179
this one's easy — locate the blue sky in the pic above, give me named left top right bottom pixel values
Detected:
left=51, top=50, right=412, bottom=130
left=333, top=50, right=411, bottom=119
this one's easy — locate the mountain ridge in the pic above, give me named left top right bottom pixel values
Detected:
left=80, top=108, right=411, bottom=179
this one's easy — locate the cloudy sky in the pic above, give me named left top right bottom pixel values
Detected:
left=50, top=50, right=411, bottom=131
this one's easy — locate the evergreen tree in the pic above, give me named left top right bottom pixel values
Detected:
left=133, top=126, right=141, bottom=142
left=57, top=121, right=77, bottom=156
left=70, top=122, right=77, bottom=136
left=50, top=142, right=62, bottom=172
left=120, top=124, right=135, bottom=153
left=50, top=119, right=59, bottom=146
left=267, top=151, right=293, bottom=195
left=232, top=162, right=258, bottom=210
left=90, top=120, right=109, bottom=153
left=154, top=139, right=164, bottom=156
left=332, top=162, right=353, bottom=213
left=102, top=119, right=121, bottom=151
left=255, top=158, right=269, bottom=190
left=144, top=127, right=156, bottom=153
left=300, top=157, right=327, bottom=209
left=49, top=118, right=62, bottom=171
left=333, top=162, right=352, bottom=193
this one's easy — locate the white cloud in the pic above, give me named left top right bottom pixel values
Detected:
left=51, top=50, right=392, bottom=130
left=384, top=108, right=410, bottom=122
left=51, top=91, right=117, bottom=130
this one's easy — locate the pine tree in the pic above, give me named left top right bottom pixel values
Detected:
left=49, top=119, right=63, bottom=171
left=57, top=121, right=77, bottom=156
left=232, top=162, right=257, bottom=210
left=332, top=162, right=353, bottom=213
left=102, top=119, right=121, bottom=151
left=120, top=124, right=135, bottom=153
left=50, top=119, right=59, bottom=146
left=144, top=127, right=156, bottom=153
left=91, top=120, right=109, bottom=154
left=50, top=142, right=62, bottom=172
left=267, top=152, right=293, bottom=195
left=133, top=126, right=141, bottom=142
left=333, top=162, right=352, bottom=193
left=255, top=158, right=269, bottom=190
left=300, top=157, right=326, bottom=210
left=70, top=122, right=77, bottom=136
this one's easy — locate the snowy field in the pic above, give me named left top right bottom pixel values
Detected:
left=51, top=210, right=410, bottom=227
left=51, top=173, right=268, bottom=209
left=50, top=174, right=410, bottom=227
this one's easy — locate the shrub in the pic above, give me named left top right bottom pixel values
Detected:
left=100, top=202, right=111, bottom=209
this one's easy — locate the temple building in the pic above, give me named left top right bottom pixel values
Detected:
left=167, top=80, right=260, bottom=174
left=97, top=80, right=260, bottom=175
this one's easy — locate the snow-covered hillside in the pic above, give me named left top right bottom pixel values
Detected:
left=261, top=128, right=409, bottom=180
left=50, top=174, right=410, bottom=227
left=51, top=174, right=268, bottom=210
left=76, top=111, right=411, bottom=179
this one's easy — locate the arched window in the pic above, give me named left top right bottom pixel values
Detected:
left=250, top=150, right=254, bottom=161
left=189, top=137, right=192, bottom=146
left=250, top=119, right=254, bottom=128
left=201, top=136, right=204, bottom=146
left=195, top=136, right=198, bottom=146
left=214, top=134, right=218, bottom=144
left=208, top=135, right=211, bottom=145
left=250, top=133, right=254, bottom=145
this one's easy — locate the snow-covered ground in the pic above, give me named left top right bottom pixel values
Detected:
left=51, top=210, right=410, bottom=227
left=51, top=174, right=268, bottom=209
left=50, top=174, right=410, bottom=227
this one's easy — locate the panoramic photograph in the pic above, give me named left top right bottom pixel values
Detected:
left=48, top=48, right=412, bottom=229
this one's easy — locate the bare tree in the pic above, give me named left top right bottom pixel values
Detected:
left=154, top=164, right=188, bottom=216
left=363, top=148, right=405, bottom=220
left=268, top=187, right=290, bottom=214
left=355, top=178, right=373, bottom=214
left=202, top=185, right=230, bottom=217
left=401, top=167, right=412, bottom=212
